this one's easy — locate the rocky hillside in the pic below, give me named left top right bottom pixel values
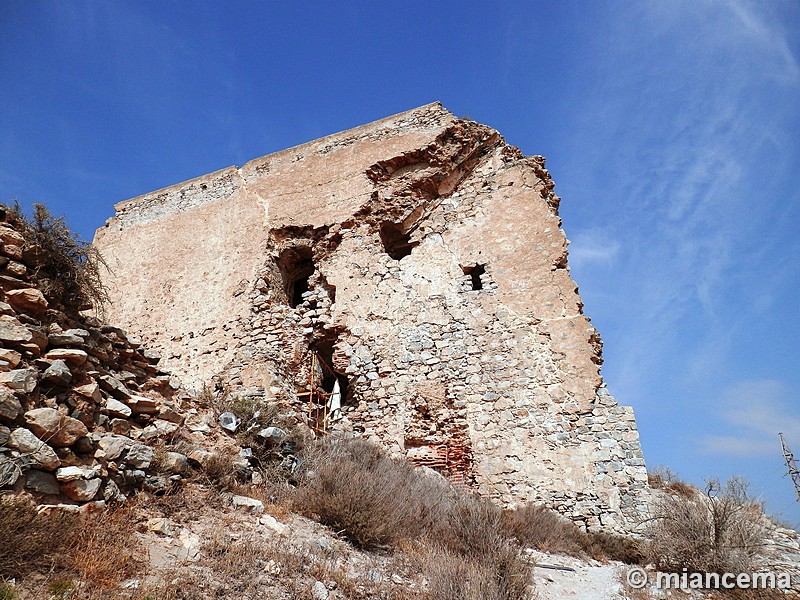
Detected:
left=0, top=205, right=231, bottom=507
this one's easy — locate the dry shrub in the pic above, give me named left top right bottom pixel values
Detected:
left=0, top=496, right=142, bottom=593
left=648, top=466, right=695, bottom=498
left=144, top=482, right=225, bottom=521
left=4, top=202, right=109, bottom=312
left=295, top=437, right=448, bottom=547
left=202, top=531, right=303, bottom=584
left=584, top=530, right=646, bottom=564
left=648, top=476, right=768, bottom=574
left=424, top=546, right=529, bottom=600
left=244, top=464, right=297, bottom=517
left=0, top=495, right=77, bottom=578
left=427, top=495, right=532, bottom=600
left=501, top=504, right=645, bottom=564
left=194, top=383, right=216, bottom=409
left=59, top=505, right=144, bottom=590
left=501, top=504, right=587, bottom=556
left=437, top=493, right=506, bottom=558
left=201, top=452, right=241, bottom=491
left=296, top=440, right=531, bottom=598
left=148, top=442, right=172, bottom=476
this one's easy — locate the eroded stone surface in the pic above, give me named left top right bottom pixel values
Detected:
left=6, top=288, right=48, bottom=314
left=8, top=427, right=61, bottom=470
left=61, top=477, right=102, bottom=501
left=24, top=407, right=88, bottom=447
left=95, top=103, right=649, bottom=530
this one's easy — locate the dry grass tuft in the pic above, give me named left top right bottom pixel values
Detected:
left=424, top=546, right=530, bottom=600
left=427, top=494, right=532, bottom=600
left=0, top=495, right=143, bottom=595
left=58, top=505, right=145, bottom=590
left=0, top=495, right=77, bottom=579
left=145, top=481, right=226, bottom=521
left=201, top=452, right=241, bottom=491
left=436, top=493, right=506, bottom=558
left=584, top=530, right=646, bottom=564
left=501, top=503, right=587, bottom=556
left=501, top=503, right=645, bottom=564
left=240, top=465, right=297, bottom=517
left=648, top=466, right=695, bottom=498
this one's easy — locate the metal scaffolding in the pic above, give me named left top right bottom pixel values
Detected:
left=296, top=352, right=341, bottom=434
left=779, top=433, right=800, bottom=504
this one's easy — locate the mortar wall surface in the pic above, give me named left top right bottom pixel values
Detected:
left=94, top=102, right=649, bottom=530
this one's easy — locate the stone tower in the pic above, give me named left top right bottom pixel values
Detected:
left=94, top=102, right=649, bottom=530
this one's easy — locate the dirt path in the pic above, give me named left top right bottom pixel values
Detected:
left=528, top=551, right=628, bottom=600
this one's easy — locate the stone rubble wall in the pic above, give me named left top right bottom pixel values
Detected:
left=94, top=102, right=650, bottom=531
left=0, top=209, right=230, bottom=507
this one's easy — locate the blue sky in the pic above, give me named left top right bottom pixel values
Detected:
left=2, top=1, right=799, bottom=524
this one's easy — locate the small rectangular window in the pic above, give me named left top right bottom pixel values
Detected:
left=462, top=263, right=486, bottom=291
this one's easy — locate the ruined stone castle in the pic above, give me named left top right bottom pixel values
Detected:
left=94, top=102, right=649, bottom=530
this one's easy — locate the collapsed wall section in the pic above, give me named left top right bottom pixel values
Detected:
left=94, top=103, right=454, bottom=386
left=95, top=102, right=649, bottom=530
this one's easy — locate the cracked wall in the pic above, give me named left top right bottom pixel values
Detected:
left=95, top=102, right=649, bottom=531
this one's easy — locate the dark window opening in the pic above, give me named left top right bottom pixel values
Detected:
left=290, top=267, right=312, bottom=307
left=311, top=335, right=350, bottom=403
left=277, top=246, right=316, bottom=308
left=462, top=264, right=486, bottom=290
left=380, top=221, right=419, bottom=260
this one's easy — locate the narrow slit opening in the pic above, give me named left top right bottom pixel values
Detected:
left=462, top=263, right=486, bottom=291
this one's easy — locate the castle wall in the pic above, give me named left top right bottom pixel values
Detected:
left=95, top=103, right=649, bottom=530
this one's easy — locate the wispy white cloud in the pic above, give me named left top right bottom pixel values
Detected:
left=566, top=1, right=800, bottom=406
left=726, top=0, right=800, bottom=84
left=568, top=228, right=621, bottom=268
left=700, top=380, right=800, bottom=457
left=699, top=435, right=777, bottom=458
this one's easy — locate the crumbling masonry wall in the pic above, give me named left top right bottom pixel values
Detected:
left=94, top=103, right=649, bottom=530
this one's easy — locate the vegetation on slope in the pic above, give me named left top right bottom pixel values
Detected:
left=3, top=201, right=108, bottom=312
